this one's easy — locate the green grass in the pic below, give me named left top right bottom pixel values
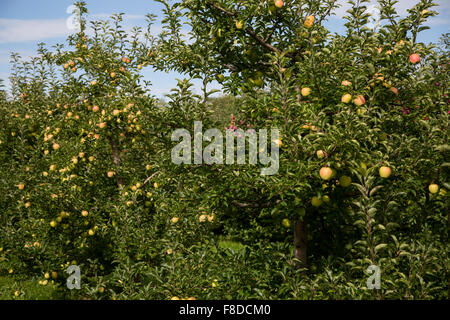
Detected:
left=0, top=275, right=64, bottom=300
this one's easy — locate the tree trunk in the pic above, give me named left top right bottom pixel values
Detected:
left=294, top=216, right=307, bottom=268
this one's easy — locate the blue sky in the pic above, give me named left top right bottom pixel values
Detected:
left=0, top=0, right=449, bottom=99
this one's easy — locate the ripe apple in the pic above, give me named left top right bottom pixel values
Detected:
left=304, top=15, right=315, bottom=28
left=98, top=122, right=107, bottom=129
left=301, top=87, right=311, bottom=96
left=88, top=229, right=94, bottom=236
left=409, top=53, right=420, bottom=64
left=353, top=95, right=366, bottom=106
left=64, top=63, right=69, bottom=69
left=339, top=175, right=352, bottom=187
left=390, top=87, right=398, bottom=95
left=428, top=184, right=439, bottom=194
left=122, top=57, right=129, bottom=63
left=235, top=20, right=244, bottom=30
left=92, top=105, right=100, bottom=112
left=107, top=171, right=115, bottom=178
left=341, top=93, right=352, bottom=104
left=341, top=80, right=352, bottom=86
left=81, top=210, right=88, bottom=217
left=52, top=143, right=60, bottom=150
left=171, top=217, right=179, bottom=224
left=18, top=183, right=25, bottom=190
left=379, top=166, right=392, bottom=178
left=50, top=220, right=57, bottom=228
left=137, top=64, right=142, bottom=70
left=110, top=72, right=117, bottom=78
left=311, top=196, right=322, bottom=207
left=199, top=214, right=208, bottom=222
left=316, top=150, right=326, bottom=159
left=319, top=167, right=333, bottom=180
left=274, top=0, right=284, bottom=8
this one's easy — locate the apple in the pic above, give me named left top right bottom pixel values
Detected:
left=199, top=214, right=208, bottom=222
left=99, top=287, right=104, bottom=293
left=81, top=210, right=88, bottom=217
left=171, top=297, right=180, bottom=300
left=64, top=63, right=69, bottom=69
left=304, top=15, right=315, bottom=28
left=428, top=184, right=439, bottom=194
left=341, top=80, right=352, bottom=86
left=52, top=143, right=60, bottom=150
left=339, top=175, right=352, bottom=187
left=98, top=122, right=107, bottom=129
left=319, top=167, right=333, bottom=180
left=390, top=87, right=398, bottom=95
left=216, top=74, right=225, bottom=83
left=274, top=0, right=284, bottom=8
left=88, top=229, right=94, bottom=236
left=379, top=166, right=392, bottom=178
left=110, top=72, right=117, bottom=78
left=171, top=217, right=179, bottom=224
left=137, top=64, right=142, bottom=70
left=50, top=220, right=57, bottom=228
left=268, top=4, right=276, bottom=14
left=107, top=171, right=115, bottom=178
left=235, top=20, right=244, bottom=30
left=282, top=218, right=290, bottom=228
left=18, top=183, right=25, bottom=190
left=322, top=195, right=330, bottom=203
left=311, top=196, right=322, bottom=207
left=122, top=57, right=129, bottom=63
left=301, top=87, right=311, bottom=96
left=92, top=105, right=100, bottom=112
left=146, top=164, right=151, bottom=170
left=316, top=150, right=326, bottom=159
left=409, top=53, right=420, bottom=64
left=353, top=95, right=366, bottom=106
left=341, top=93, right=352, bottom=104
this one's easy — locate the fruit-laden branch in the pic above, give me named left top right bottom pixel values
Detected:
left=206, top=1, right=282, bottom=55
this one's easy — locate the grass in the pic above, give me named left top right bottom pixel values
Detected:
left=0, top=275, right=64, bottom=300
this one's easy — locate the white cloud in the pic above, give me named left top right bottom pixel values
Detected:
left=332, top=0, right=450, bottom=25
left=0, top=18, right=73, bottom=44
left=0, top=13, right=149, bottom=44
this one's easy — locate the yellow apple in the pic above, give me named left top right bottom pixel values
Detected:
left=316, top=150, right=326, bottom=159
left=311, top=196, right=322, bottom=207
left=301, top=87, right=311, bottom=96
left=379, top=166, right=392, bottom=178
left=339, top=175, right=352, bottom=187
left=341, top=93, right=352, bottom=103
left=319, top=167, right=333, bottom=180
left=304, top=15, right=315, bottom=28
left=282, top=218, right=290, bottom=228
left=428, top=184, right=439, bottom=194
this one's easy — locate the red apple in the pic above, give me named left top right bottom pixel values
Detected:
left=409, top=53, right=420, bottom=64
